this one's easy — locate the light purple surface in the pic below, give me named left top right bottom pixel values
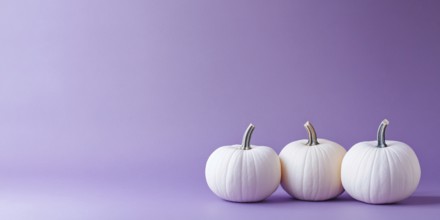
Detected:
left=1, top=0, right=440, bottom=219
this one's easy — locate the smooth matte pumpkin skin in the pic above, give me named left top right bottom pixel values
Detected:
left=341, top=141, right=421, bottom=204
left=279, top=139, right=346, bottom=201
left=205, top=145, right=281, bottom=202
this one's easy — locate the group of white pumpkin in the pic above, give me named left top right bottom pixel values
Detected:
left=205, top=119, right=421, bottom=204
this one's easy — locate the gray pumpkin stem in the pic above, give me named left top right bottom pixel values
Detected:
left=377, top=119, right=389, bottom=148
left=241, top=124, right=255, bottom=150
left=304, top=121, right=319, bottom=146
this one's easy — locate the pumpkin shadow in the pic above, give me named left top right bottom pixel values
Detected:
left=397, top=196, right=440, bottom=206
left=261, top=194, right=295, bottom=204
left=260, top=193, right=354, bottom=204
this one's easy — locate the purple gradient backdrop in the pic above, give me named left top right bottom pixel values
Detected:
left=1, top=0, right=440, bottom=219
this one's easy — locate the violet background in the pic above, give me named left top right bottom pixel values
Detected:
left=0, top=0, right=439, bottom=219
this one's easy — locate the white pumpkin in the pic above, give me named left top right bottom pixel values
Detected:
left=341, top=119, right=421, bottom=204
left=205, top=124, right=281, bottom=202
left=279, top=121, right=346, bottom=201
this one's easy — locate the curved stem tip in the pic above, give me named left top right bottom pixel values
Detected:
left=304, top=121, right=319, bottom=146
left=241, top=124, right=255, bottom=150
left=377, top=119, right=389, bottom=148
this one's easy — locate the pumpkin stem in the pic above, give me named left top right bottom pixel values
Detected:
left=377, top=119, right=389, bottom=148
left=241, top=124, right=255, bottom=150
left=304, top=121, right=319, bottom=146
